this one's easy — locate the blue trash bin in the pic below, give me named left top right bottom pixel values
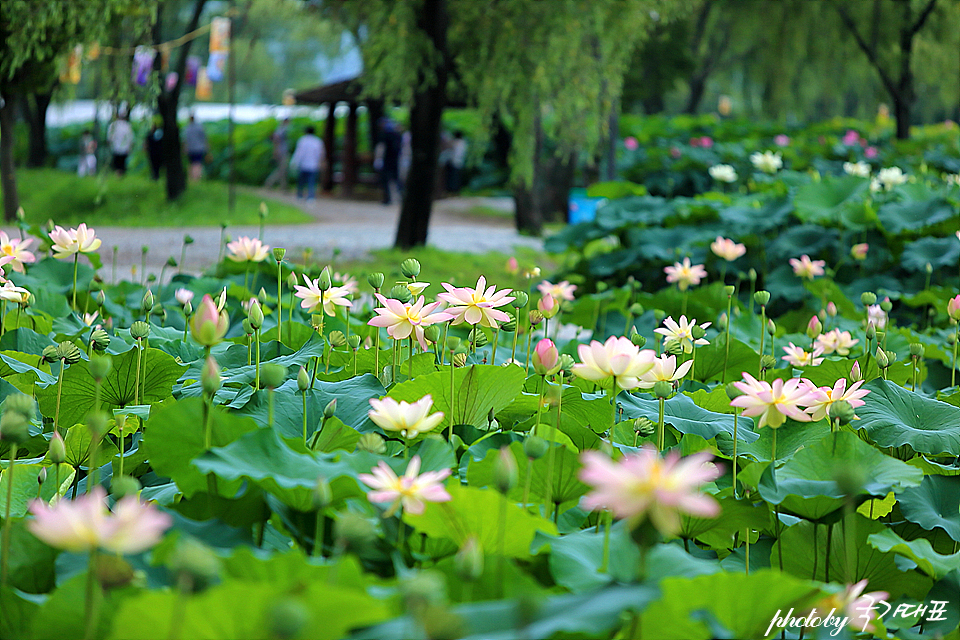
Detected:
left=568, top=188, right=606, bottom=224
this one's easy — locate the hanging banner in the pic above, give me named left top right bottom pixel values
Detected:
left=60, top=45, right=83, bottom=84
left=132, top=46, right=156, bottom=86
left=165, top=72, right=179, bottom=91
left=209, top=17, right=231, bottom=53
left=195, top=67, right=212, bottom=101
left=206, top=51, right=227, bottom=82
left=186, top=56, right=201, bottom=86
left=160, top=47, right=170, bottom=72
left=86, top=43, right=100, bottom=61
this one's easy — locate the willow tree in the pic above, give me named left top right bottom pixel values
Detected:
left=325, top=0, right=691, bottom=247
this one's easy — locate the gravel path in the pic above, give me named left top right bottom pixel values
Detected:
left=24, top=191, right=543, bottom=282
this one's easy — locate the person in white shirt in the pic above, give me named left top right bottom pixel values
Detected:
left=290, top=125, right=326, bottom=200
left=107, top=113, right=134, bottom=176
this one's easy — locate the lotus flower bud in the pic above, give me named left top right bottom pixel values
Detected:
left=528, top=310, right=544, bottom=326
left=421, top=325, right=441, bottom=345
left=861, top=291, right=877, bottom=306
left=724, top=285, right=736, bottom=297
left=241, top=318, right=253, bottom=336
left=531, top=339, right=560, bottom=376
left=389, top=284, right=412, bottom=304
left=949, top=332, right=957, bottom=346
left=182, top=300, right=193, bottom=316
left=56, top=341, right=83, bottom=364
left=357, top=433, right=386, bottom=454
left=141, top=290, right=154, bottom=312
left=596, top=281, right=608, bottom=293
left=87, top=411, right=109, bottom=438
left=880, top=298, right=892, bottom=313
left=328, top=331, right=347, bottom=348
left=455, top=537, right=484, bottom=582
left=258, top=287, right=268, bottom=305
left=273, top=247, right=286, bottom=262
left=167, top=538, right=222, bottom=594
left=493, top=447, right=518, bottom=494
left=261, top=363, right=286, bottom=390
left=559, top=353, right=575, bottom=376
left=452, top=352, right=468, bottom=367
left=828, top=400, right=857, bottom=426
left=287, top=272, right=299, bottom=289
left=511, top=291, right=529, bottom=309
left=634, top=417, right=655, bottom=437
left=469, top=327, right=488, bottom=348
left=400, top=258, right=421, bottom=279
left=247, top=299, right=264, bottom=330
left=42, top=345, right=59, bottom=363
left=537, top=295, right=558, bottom=319
left=725, top=382, right=744, bottom=400
left=524, top=435, right=548, bottom=460
left=824, top=302, right=836, bottom=317
left=716, top=313, right=728, bottom=331
left=335, top=512, right=376, bottom=551
left=367, top=272, right=385, bottom=290
left=445, top=336, right=461, bottom=352
left=865, top=323, right=876, bottom=340
left=754, top=290, right=770, bottom=306
left=318, top=267, right=332, bottom=292
left=201, top=356, right=221, bottom=396
left=850, top=360, right=862, bottom=382
left=313, top=476, right=332, bottom=509
left=322, top=399, right=337, bottom=420
left=806, top=316, right=822, bottom=339
left=653, top=380, right=672, bottom=399
left=766, top=319, right=776, bottom=336
left=925, top=262, right=933, bottom=274
left=629, top=303, right=645, bottom=317
left=875, top=347, right=889, bottom=368
left=191, top=294, right=229, bottom=346
left=948, top=295, right=960, bottom=321
left=0, top=409, right=29, bottom=443
left=111, top=475, right=141, bottom=499
left=48, top=431, right=66, bottom=463
left=89, top=354, right=112, bottom=381
left=297, top=366, right=310, bottom=392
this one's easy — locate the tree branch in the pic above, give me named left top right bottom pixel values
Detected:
left=830, top=0, right=899, bottom=99
left=910, top=0, right=938, bottom=36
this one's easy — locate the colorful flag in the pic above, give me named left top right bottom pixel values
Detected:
left=132, top=47, right=156, bottom=86
left=207, top=52, right=227, bottom=82
left=209, top=17, right=231, bottom=53
left=186, top=56, right=201, bottom=86
left=196, top=67, right=212, bottom=101
left=60, top=45, right=83, bottom=84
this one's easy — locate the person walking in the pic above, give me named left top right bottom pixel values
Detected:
left=144, top=117, right=164, bottom=181
left=264, top=117, right=291, bottom=190
left=290, top=125, right=325, bottom=201
left=446, top=130, right=468, bottom=193
left=374, top=118, right=402, bottom=205
left=183, top=115, right=208, bottom=182
left=107, top=113, right=134, bottom=176
left=77, top=129, right=97, bottom=177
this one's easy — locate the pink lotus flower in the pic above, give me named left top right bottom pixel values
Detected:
left=670, top=147, right=681, bottom=159
left=729, top=373, right=815, bottom=429
left=578, top=446, right=720, bottom=535
left=0, top=231, right=36, bottom=272
left=624, top=136, right=639, bottom=150
left=531, top=338, right=560, bottom=376
left=638, top=354, right=693, bottom=389
left=782, top=343, right=825, bottom=368
left=699, top=136, right=713, bottom=148
left=850, top=243, right=869, bottom=261
left=367, top=294, right=451, bottom=349
left=572, top=336, right=656, bottom=391
left=864, top=146, right=878, bottom=159
left=790, top=255, right=826, bottom=280
left=664, top=258, right=707, bottom=291
left=826, top=302, right=838, bottom=317
left=774, top=134, right=790, bottom=147
left=815, top=329, right=859, bottom=356
left=710, top=237, right=746, bottom=262
left=175, top=288, right=194, bottom=307
left=333, top=272, right=359, bottom=296
left=537, top=279, right=577, bottom=302
left=28, top=487, right=171, bottom=554
left=368, top=395, right=445, bottom=439
left=805, top=378, right=870, bottom=421
left=0, top=280, right=29, bottom=303
left=49, top=223, right=102, bottom=259
left=867, top=303, right=887, bottom=329
left=437, top=276, right=514, bottom=328
left=654, top=316, right=710, bottom=354
left=226, top=236, right=270, bottom=262
left=189, top=294, right=229, bottom=346
left=806, top=580, right=889, bottom=634
left=505, top=257, right=519, bottom=275
left=842, top=129, right=861, bottom=145
left=294, top=274, right=353, bottom=317
left=948, top=294, right=960, bottom=321
left=537, top=294, right=558, bottom=318
left=358, top=455, right=451, bottom=517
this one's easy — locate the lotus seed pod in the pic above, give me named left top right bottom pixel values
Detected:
left=318, top=267, right=332, bottom=291
left=653, top=380, right=673, bottom=399
left=875, top=347, right=889, bottom=368
left=335, top=512, right=377, bottom=552
left=130, top=321, right=150, bottom=341
left=692, top=324, right=708, bottom=340
left=111, top=475, right=142, bottom=499
left=167, top=538, right=222, bottom=593
left=141, top=290, right=154, bottom=311
left=880, top=299, right=893, bottom=313
left=828, top=400, right=857, bottom=426
left=247, top=299, right=264, bottom=330
left=95, top=554, right=136, bottom=590
left=0, top=410, right=29, bottom=443
left=653, top=309, right=666, bottom=323
left=347, top=334, right=362, bottom=350
left=634, top=417, right=656, bottom=436
left=511, top=291, right=529, bottom=308
left=387, top=284, right=411, bottom=304
left=754, top=290, right=770, bottom=306
left=258, top=287, right=268, bottom=304
left=48, top=432, right=66, bottom=463
left=260, top=363, right=286, bottom=390
left=455, top=537, right=484, bottom=582
left=629, top=302, right=645, bottom=316
left=493, top=447, right=518, bottom=494
left=523, top=435, right=549, bottom=460
left=725, top=382, right=744, bottom=400
left=949, top=332, right=957, bottom=346
left=327, top=331, right=346, bottom=349
left=400, top=258, right=421, bottom=279
left=86, top=411, right=109, bottom=438
left=445, top=336, right=461, bottom=352
left=297, top=366, right=310, bottom=392
left=884, top=349, right=897, bottom=365
left=42, top=345, right=59, bottom=363
left=874, top=331, right=885, bottom=344
left=528, top=310, right=544, bottom=326
left=630, top=331, right=647, bottom=348
left=452, top=352, right=468, bottom=367
left=88, top=328, right=110, bottom=352
left=499, top=312, right=517, bottom=333
left=89, top=354, right=113, bottom=381
left=273, top=247, right=286, bottom=262
left=184, top=235, right=194, bottom=245
left=313, top=476, right=332, bottom=508
left=909, top=343, right=924, bottom=358
left=267, top=600, right=310, bottom=640
left=367, top=272, right=385, bottom=290
left=201, top=357, right=221, bottom=396
left=724, top=285, right=736, bottom=296
left=861, top=291, right=877, bottom=306
left=469, top=328, right=488, bottom=348
left=323, top=399, right=337, bottom=419
left=760, top=354, right=777, bottom=371
left=559, top=353, right=576, bottom=376
left=421, top=325, right=441, bottom=345
left=357, top=433, right=387, bottom=454
left=56, top=341, right=83, bottom=364
left=596, top=281, right=608, bottom=293
left=664, top=340, right=684, bottom=356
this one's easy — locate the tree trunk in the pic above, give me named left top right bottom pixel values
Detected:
left=0, top=98, right=19, bottom=222
left=23, top=91, right=53, bottom=168
left=394, top=0, right=448, bottom=249
left=513, top=110, right=544, bottom=235
left=684, top=74, right=707, bottom=114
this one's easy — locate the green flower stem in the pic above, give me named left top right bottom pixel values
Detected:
left=758, top=305, right=766, bottom=377
left=182, top=310, right=189, bottom=343
left=391, top=338, right=398, bottom=386
left=288, top=290, right=295, bottom=326
left=447, top=358, right=456, bottom=442
left=491, top=328, right=499, bottom=364
left=310, top=356, right=319, bottom=389
left=54, top=359, right=66, bottom=437
left=314, top=509, right=325, bottom=557
left=408, top=337, right=414, bottom=379
left=521, top=455, right=533, bottom=512
left=690, top=344, right=697, bottom=382
left=268, top=388, right=275, bottom=428
left=657, top=396, right=665, bottom=451
left=117, top=417, right=125, bottom=480
left=745, top=529, right=750, bottom=575
left=1, top=443, right=17, bottom=591
left=72, top=254, right=79, bottom=309
left=254, top=329, right=261, bottom=390
left=533, top=375, right=546, bottom=435
left=610, top=380, right=618, bottom=429
left=524, top=320, right=534, bottom=373
left=598, top=511, right=612, bottom=574
left=680, top=290, right=688, bottom=317
left=732, top=409, right=739, bottom=499
left=83, top=548, right=101, bottom=640
left=496, top=490, right=508, bottom=598
left=243, top=269, right=250, bottom=296
left=87, top=426, right=101, bottom=493
left=134, top=343, right=142, bottom=406
left=510, top=321, right=520, bottom=364
left=277, top=263, right=283, bottom=346
left=302, top=391, right=308, bottom=446
left=953, top=326, right=959, bottom=388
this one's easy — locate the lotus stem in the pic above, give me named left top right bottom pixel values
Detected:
left=599, top=511, right=612, bottom=574
left=54, top=358, right=66, bottom=437
left=758, top=304, right=766, bottom=377
left=657, top=396, right=665, bottom=451
left=72, top=254, right=79, bottom=309
left=302, top=390, right=308, bottom=446
left=953, top=326, right=959, bottom=388
left=1, top=443, right=17, bottom=591
left=277, top=263, right=283, bottom=346
left=83, top=548, right=101, bottom=640
left=732, top=409, right=739, bottom=498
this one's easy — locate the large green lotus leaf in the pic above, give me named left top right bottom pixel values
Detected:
left=0, top=352, right=56, bottom=385
left=233, top=387, right=324, bottom=442
left=0, top=586, right=39, bottom=640
left=867, top=528, right=960, bottom=579
left=180, top=333, right=324, bottom=388
left=767, top=225, right=840, bottom=262
left=856, top=379, right=960, bottom=456
left=36, top=347, right=184, bottom=429
left=0, top=327, right=55, bottom=356
left=878, top=197, right=956, bottom=234
left=388, top=364, right=525, bottom=431
left=619, top=392, right=758, bottom=444
left=897, top=475, right=960, bottom=542
left=554, top=386, right=616, bottom=434
left=404, top=483, right=557, bottom=558
left=796, top=356, right=919, bottom=388
left=192, top=428, right=363, bottom=511
left=108, top=579, right=389, bottom=640
left=696, top=495, right=773, bottom=550
left=758, top=431, right=923, bottom=521
left=0, top=462, right=75, bottom=519
left=3, top=519, right=58, bottom=594
left=63, top=423, right=120, bottom=470
left=718, top=418, right=830, bottom=464
left=28, top=572, right=112, bottom=640
left=902, top=236, right=960, bottom=272
left=466, top=440, right=589, bottom=509
left=354, top=584, right=660, bottom=640
left=640, top=570, right=824, bottom=640
left=141, top=397, right=259, bottom=498
left=718, top=196, right=793, bottom=233
left=794, top=175, right=868, bottom=225
left=690, top=337, right=761, bottom=384
left=586, top=180, right=647, bottom=199
left=773, top=513, right=932, bottom=600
